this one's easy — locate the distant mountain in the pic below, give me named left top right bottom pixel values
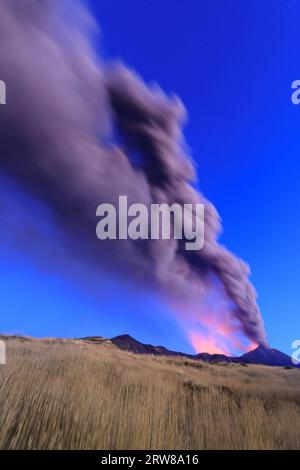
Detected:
left=110, top=334, right=188, bottom=357
left=195, top=352, right=233, bottom=364
left=108, top=334, right=300, bottom=368
left=239, top=345, right=298, bottom=367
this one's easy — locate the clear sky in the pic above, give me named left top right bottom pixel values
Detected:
left=1, top=0, right=299, bottom=354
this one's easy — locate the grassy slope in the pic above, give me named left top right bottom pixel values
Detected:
left=0, top=336, right=299, bottom=450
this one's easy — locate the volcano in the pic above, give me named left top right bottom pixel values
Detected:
left=100, top=335, right=300, bottom=368
left=238, top=345, right=297, bottom=367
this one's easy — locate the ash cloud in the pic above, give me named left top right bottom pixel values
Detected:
left=0, top=0, right=268, bottom=347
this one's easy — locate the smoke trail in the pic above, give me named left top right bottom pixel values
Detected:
left=0, top=0, right=268, bottom=347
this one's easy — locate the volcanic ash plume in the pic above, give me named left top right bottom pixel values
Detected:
left=0, top=0, right=268, bottom=348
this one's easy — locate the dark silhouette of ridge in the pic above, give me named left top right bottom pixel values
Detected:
left=110, top=334, right=188, bottom=357
left=106, top=334, right=300, bottom=368
left=195, top=352, right=233, bottom=363
left=239, top=345, right=297, bottom=367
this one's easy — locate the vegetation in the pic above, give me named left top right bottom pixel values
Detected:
left=0, top=336, right=299, bottom=450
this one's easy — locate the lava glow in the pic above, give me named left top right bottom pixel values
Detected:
left=188, top=330, right=231, bottom=356
left=187, top=328, right=257, bottom=356
left=172, top=281, right=259, bottom=356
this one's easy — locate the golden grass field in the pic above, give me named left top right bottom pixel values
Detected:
left=0, top=335, right=299, bottom=450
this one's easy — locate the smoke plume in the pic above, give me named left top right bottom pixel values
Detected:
left=0, top=0, right=268, bottom=347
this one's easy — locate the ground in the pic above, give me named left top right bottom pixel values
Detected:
left=0, top=336, right=299, bottom=450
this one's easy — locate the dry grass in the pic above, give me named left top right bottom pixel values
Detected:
left=0, top=336, right=299, bottom=450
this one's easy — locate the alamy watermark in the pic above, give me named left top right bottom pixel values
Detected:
left=291, top=80, right=300, bottom=105
left=0, top=80, right=6, bottom=105
left=0, top=341, right=6, bottom=365
left=96, top=196, right=205, bottom=251
left=291, top=340, right=300, bottom=366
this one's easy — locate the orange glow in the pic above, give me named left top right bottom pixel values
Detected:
left=186, top=326, right=256, bottom=356
left=188, top=330, right=231, bottom=355
left=245, top=341, right=258, bottom=352
left=171, top=284, right=258, bottom=356
left=184, top=304, right=254, bottom=355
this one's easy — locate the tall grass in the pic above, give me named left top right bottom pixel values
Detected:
left=0, top=337, right=299, bottom=449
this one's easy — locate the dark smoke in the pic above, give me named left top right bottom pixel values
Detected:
left=0, top=0, right=268, bottom=346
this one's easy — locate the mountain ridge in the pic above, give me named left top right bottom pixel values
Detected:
left=104, top=334, right=300, bottom=368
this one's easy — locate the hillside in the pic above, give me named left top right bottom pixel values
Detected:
left=0, top=336, right=299, bottom=450
left=108, top=334, right=299, bottom=368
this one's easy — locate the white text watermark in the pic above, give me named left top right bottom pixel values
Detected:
left=291, top=339, right=300, bottom=365
left=0, top=341, right=6, bottom=365
left=96, top=196, right=205, bottom=251
left=0, top=80, right=6, bottom=105
left=291, top=80, right=300, bottom=105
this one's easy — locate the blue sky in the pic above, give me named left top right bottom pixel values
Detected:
left=1, top=0, right=299, bottom=354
